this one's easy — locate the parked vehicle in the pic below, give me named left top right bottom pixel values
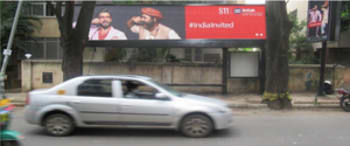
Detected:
left=323, top=80, right=334, bottom=95
left=337, top=88, right=350, bottom=112
left=25, top=75, right=233, bottom=138
left=0, top=99, right=22, bottom=146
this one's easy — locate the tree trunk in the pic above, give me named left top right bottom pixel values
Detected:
left=61, top=36, right=84, bottom=80
left=52, top=1, right=96, bottom=81
left=263, top=1, right=292, bottom=110
left=296, top=47, right=301, bottom=61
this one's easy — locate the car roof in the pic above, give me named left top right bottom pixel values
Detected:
left=77, top=75, right=152, bottom=81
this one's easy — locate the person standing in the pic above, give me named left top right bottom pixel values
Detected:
left=321, top=0, right=329, bottom=35
left=308, top=5, right=322, bottom=37
left=127, top=7, right=181, bottom=40
left=89, top=8, right=127, bottom=40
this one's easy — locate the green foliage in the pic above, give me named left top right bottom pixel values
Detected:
left=288, top=12, right=310, bottom=49
left=263, top=92, right=292, bottom=101
left=105, top=48, right=127, bottom=62
left=0, top=1, right=41, bottom=55
left=341, top=1, right=350, bottom=32
left=135, top=48, right=169, bottom=62
left=288, top=12, right=318, bottom=64
left=288, top=55, right=319, bottom=64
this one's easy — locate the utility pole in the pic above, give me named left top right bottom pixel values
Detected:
left=0, top=0, right=23, bottom=99
left=315, top=41, right=327, bottom=104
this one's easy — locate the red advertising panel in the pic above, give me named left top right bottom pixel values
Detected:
left=185, top=5, right=266, bottom=39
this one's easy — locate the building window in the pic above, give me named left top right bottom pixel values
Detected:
left=25, top=38, right=62, bottom=59
left=23, top=2, right=55, bottom=17
left=194, top=48, right=202, bottom=62
left=42, top=72, right=53, bottom=84
left=230, top=52, right=260, bottom=77
left=184, top=48, right=192, bottom=61
left=204, top=53, right=220, bottom=63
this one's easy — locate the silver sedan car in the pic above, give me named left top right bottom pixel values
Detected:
left=25, top=75, right=233, bottom=138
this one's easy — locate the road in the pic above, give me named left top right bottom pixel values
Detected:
left=10, top=108, right=350, bottom=146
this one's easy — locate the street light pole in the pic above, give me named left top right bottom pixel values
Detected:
left=0, top=0, right=23, bottom=99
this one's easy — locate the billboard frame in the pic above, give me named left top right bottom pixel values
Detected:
left=87, top=39, right=265, bottom=48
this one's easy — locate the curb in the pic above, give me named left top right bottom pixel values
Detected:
left=291, top=104, right=340, bottom=109
left=227, top=103, right=340, bottom=110
left=228, top=103, right=268, bottom=109
left=12, top=102, right=26, bottom=107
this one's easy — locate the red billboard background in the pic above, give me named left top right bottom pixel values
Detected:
left=185, top=5, right=266, bottom=39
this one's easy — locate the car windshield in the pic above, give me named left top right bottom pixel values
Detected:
left=148, top=80, right=183, bottom=97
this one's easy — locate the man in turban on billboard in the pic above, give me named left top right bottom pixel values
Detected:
left=89, top=8, right=127, bottom=40
left=127, top=7, right=181, bottom=40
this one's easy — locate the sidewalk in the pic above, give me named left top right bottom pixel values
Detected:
left=210, top=93, right=340, bottom=110
left=4, top=92, right=341, bottom=110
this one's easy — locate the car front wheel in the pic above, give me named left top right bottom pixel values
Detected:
left=180, top=114, right=214, bottom=138
left=44, top=113, right=75, bottom=136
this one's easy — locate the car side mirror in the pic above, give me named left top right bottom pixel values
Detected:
left=155, top=92, right=169, bottom=100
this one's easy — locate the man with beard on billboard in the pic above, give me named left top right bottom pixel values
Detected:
left=89, top=8, right=127, bottom=40
left=127, top=7, right=181, bottom=40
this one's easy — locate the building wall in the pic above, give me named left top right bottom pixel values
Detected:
left=338, top=31, right=350, bottom=48
left=32, top=18, right=60, bottom=38
left=314, top=31, right=350, bottom=49
left=344, top=68, right=350, bottom=90
left=22, top=60, right=347, bottom=94
left=289, top=64, right=345, bottom=92
left=287, top=0, right=308, bottom=22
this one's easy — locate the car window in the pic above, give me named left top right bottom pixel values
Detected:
left=77, top=79, right=112, bottom=97
left=148, top=80, right=183, bottom=97
left=122, top=80, right=159, bottom=100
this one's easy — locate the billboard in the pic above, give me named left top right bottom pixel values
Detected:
left=74, top=5, right=266, bottom=41
left=307, top=0, right=329, bottom=41
left=307, top=0, right=340, bottom=42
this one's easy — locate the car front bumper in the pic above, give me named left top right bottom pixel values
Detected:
left=24, top=106, right=40, bottom=125
left=211, top=112, right=233, bottom=130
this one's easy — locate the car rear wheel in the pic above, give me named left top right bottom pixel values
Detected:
left=44, top=113, right=74, bottom=136
left=180, top=114, right=213, bottom=138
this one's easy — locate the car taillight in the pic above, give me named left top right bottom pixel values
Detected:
left=25, top=94, right=30, bottom=105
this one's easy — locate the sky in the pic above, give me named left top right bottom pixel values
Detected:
left=245, top=0, right=266, bottom=4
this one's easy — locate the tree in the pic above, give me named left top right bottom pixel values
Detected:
left=48, top=1, right=96, bottom=81
left=0, top=1, right=41, bottom=89
left=0, top=1, right=41, bottom=62
left=341, top=1, right=350, bottom=32
left=288, top=12, right=316, bottom=64
left=263, top=1, right=292, bottom=110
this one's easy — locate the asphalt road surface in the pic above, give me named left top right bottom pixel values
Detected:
left=10, top=108, right=350, bottom=146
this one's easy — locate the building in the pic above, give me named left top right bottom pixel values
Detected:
left=287, top=0, right=350, bottom=66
